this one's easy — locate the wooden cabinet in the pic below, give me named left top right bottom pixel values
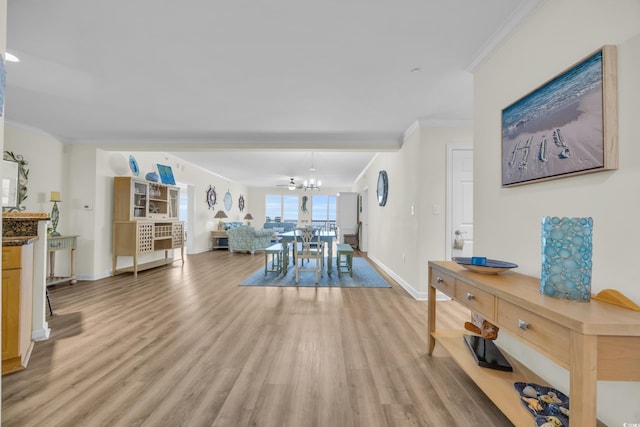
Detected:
left=2, top=244, right=35, bottom=375
left=114, top=176, right=180, bottom=221
left=112, top=177, right=184, bottom=276
left=428, top=261, right=639, bottom=426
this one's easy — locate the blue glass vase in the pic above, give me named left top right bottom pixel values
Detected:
left=541, top=217, right=593, bottom=301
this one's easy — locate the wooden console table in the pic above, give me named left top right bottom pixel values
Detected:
left=428, top=261, right=640, bottom=426
left=47, top=235, right=78, bottom=285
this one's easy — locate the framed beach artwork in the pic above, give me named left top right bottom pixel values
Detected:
left=501, top=45, right=618, bottom=187
left=157, top=164, right=176, bottom=185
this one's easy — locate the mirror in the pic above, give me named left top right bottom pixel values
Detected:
left=2, top=151, right=29, bottom=212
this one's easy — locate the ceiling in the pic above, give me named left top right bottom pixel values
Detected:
left=4, top=0, right=539, bottom=188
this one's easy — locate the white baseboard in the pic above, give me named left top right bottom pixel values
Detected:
left=76, top=271, right=109, bottom=281
left=32, top=326, right=51, bottom=342
left=367, top=256, right=428, bottom=300
left=436, top=291, right=452, bottom=301
left=367, top=256, right=452, bottom=302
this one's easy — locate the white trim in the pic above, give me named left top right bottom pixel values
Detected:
left=417, top=118, right=473, bottom=128
left=64, top=131, right=404, bottom=151
left=368, top=255, right=427, bottom=300
left=32, top=221, right=50, bottom=341
left=355, top=154, right=379, bottom=185
left=76, top=271, right=111, bottom=281
left=32, top=326, right=51, bottom=342
left=465, top=0, right=543, bottom=72
left=368, top=256, right=451, bottom=301
left=401, top=120, right=420, bottom=143
left=435, top=291, right=451, bottom=301
left=155, top=152, right=232, bottom=182
left=5, top=119, right=64, bottom=142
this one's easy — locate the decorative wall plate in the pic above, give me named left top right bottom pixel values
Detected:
left=206, top=185, right=217, bottom=209
left=224, top=190, right=233, bottom=211
left=238, top=195, right=245, bottom=212
left=129, top=155, right=139, bottom=176
left=377, top=170, right=388, bottom=206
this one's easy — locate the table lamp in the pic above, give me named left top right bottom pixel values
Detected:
left=244, top=213, right=253, bottom=226
left=50, top=191, right=62, bottom=236
left=214, top=210, right=228, bottom=230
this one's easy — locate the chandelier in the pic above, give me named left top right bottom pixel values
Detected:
left=303, top=153, right=322, bottom=191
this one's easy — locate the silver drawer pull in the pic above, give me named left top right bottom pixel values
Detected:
left=436, top=277, right=443, bottom=283
left=518, top=320, right=530, bottom=330
left=466, top=293, right=474, bottom=301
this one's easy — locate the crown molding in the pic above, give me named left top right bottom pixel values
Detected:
left=466, top=0, right=544, bottom=73
left=416, top=118, right=473, bottom=128
left=401, top=120, right=420, bottom=143
left=5, top=119, right=64, bottom=142
left=62, top=131, right=404, bottom=152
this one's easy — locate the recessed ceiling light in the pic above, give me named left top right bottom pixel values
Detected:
left=5, top=52, right=19, bottom=62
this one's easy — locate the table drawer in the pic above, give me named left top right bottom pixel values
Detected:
left=454, top=280, right=495, bottom=320
left=431, top=270, right=455, bottom=296
left=497, top=299, right=570, bottom=367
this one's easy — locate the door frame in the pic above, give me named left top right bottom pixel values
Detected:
left=445, top=144, right=473, bottom=260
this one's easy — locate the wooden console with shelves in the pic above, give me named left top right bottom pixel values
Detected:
left=428, top=261, right=639, bottom=426
left=112, top=177, right=184, bottom=277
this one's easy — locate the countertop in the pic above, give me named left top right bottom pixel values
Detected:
left=3, top=212, right=50, bottom=241
left=2, top=236, right=39, bottom=247
left=2, top=212, right=50, bottom=219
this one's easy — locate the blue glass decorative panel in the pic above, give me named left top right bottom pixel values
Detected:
left=541, top=217, right=593, bottom=301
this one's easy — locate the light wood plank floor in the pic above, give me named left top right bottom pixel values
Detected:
left=2, top=250, right=512, bottom=427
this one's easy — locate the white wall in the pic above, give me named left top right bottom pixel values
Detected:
left=474, top=1, right=640, bottom=424
left=355, top=125, right=473, bottom=299
left=4, top=125, right=67, bottom=216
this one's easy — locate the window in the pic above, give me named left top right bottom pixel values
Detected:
left=282, top=195, right=298, bottom=222
left=265, top=195, right=281, bottom=220
left=311, top=195, right=336, bottom=230
left=265, top=194, right=299, bottom=222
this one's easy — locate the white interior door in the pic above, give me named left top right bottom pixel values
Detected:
left=360, top=188, right=369, bottom=252
left=446, top=145, right=473, bottom=260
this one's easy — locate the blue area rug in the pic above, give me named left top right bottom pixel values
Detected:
left=241, top=257, right=391, bottom=288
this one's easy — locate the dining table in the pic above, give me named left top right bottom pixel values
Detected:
left=279, top=230, right=337, bottom=276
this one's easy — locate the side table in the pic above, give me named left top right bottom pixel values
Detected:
left=210, top=230, right=228, bottom=250
left=47, top=235, right=78, bottom=285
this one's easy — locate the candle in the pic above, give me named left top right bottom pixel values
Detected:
left=50, top=191, right=61, bottom=202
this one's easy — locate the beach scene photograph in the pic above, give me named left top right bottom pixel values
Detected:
left=501, top=50, right=604, bottom=186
